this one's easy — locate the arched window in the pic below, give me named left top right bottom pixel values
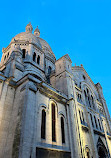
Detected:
left=4, top=55, right=6, bottom=61
left=85, top=88, right=91, bottom=106
left=61, top=117, right=65, bottom=144
left=91, top=95, right=95, bottom=108
left=86, top=88, right=89, bottom=94
left=90, top=114, right=94, bottom=127
left=22, top=49, right=26, bottom=58
left=7, top=52, right=9, bottom=57
left=37, top=55, right=40, bottom=64
left=83, top=75, right=86, bottom=80
left=41, top=109, right=46, bottom=139
left=88, top=96, right=91, bottom=107
left=94, top=116, right=98, bottom=129
left=48, top=66, right=52, bottom=75
left=52, top=104, right=56, bottom=142
left=84, top=90, right=87, bottom=101
left=91, top=95, right=93, bottom=102
left=33, top=52, right=36, bottom=62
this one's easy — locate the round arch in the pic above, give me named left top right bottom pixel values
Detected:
left=58, top=111, right=66, bottom=122
left=37, top=103, right=48, bottom=113
left=48, top=99, right=58, bottom=114
left=81, top=82, right=97, bottom=108
left=81, top=81, right=96, bottom=98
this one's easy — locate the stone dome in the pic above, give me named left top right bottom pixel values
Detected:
left=11, top=25, right=56, bottom=59
left=11, top=32, right=42, bottom=49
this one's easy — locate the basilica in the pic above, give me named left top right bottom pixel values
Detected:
left=0, top=23, right=111, bottom=158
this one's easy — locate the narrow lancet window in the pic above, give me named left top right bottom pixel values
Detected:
left=61, top=117, right=65, bottom=144
left=91, top=95, right=94, bottom=108
left=41, top=109, right=46, bottom=139
left=33, top=52, right=36, bottom=62
left=37, top=55, right=40, bottom=64
left=48, top=66, right=52, bottom=75
left=90, top=114, right=94, bottom=127
left=84, top=90, right=87, bottom=103
left=52, top=104, right=56, bottom=142
left=22, top=49, right=26, bottom=58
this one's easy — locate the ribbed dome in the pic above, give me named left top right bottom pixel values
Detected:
left=11, top=32, right=56, bottom=59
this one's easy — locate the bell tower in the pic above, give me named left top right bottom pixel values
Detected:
left=55, top=54, right=80, bottom=158
left=55, top=54, right=72, bottom=95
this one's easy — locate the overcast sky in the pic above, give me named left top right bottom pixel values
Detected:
left=0, top=0, right=111, bottom=116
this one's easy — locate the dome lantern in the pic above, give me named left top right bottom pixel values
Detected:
left=34, top=26, right=40, bottom=37
left=25, top=22, right=33, bottom=33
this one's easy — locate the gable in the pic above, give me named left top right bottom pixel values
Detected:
left=64, top=54, right=72, bottom=63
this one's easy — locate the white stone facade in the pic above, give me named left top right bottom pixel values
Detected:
left=0, top=23, right=110, bottom=158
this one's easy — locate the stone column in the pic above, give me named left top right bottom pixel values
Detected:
left=19, top=81, right=37, bottom=158
left=0, top=82, right=9, bottom=157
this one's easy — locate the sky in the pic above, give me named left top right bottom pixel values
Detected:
left=0, top=0, right=111, bottom=116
